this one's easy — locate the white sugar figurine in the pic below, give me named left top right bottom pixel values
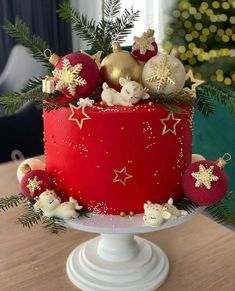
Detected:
left=143, top=201, right=164, bottom=226
left=101, top=77, right=149, bottom=106
left=162, top=198, right=188, bottom=221
left=143, top=198, right=188, bottom=227
left=34, top=189, right=83, bottom=220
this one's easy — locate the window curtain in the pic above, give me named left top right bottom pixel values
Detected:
left=0, top=0, right=72, bottom=73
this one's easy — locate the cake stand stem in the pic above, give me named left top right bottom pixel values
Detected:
left=67, top=233, right=169, bottom=291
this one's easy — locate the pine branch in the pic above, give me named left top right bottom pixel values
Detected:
left=0, top=194, right=25, bottom=211
left=18, top=208, right=42, bottom=228
left=3, top=17, right=52, bottom=69
left=206, top=203, right=235, bottom=224
left=111, top=8, right=140, bottom=43
left=151, top=89, right=194, bottom=114
left=41, top=216, right=66, bottom=234
left=77, top=208, right=91, bottom=218
left=195, top=90, right=215, bottom=117
left=58, top=1, right=140, bottom=56
left=104, top=0, right=121, bottom=20
left=0, top=79, right=50, bottom=115
left=195, top=83, right=235, bottom=117
left=174, top=197, right=198, bottom=213
left=57, top=2, right=105, bottom=51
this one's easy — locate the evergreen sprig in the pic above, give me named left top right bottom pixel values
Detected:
left=3, top=17, right=52, bottom=69
left=0, top=79, right=51, bottom=115
left=104, top=0, right=122, bottom=20
left=0, top=194, right=25, bottom=211
left=151, top=89, right=194, bottom=114
left=41, top=216, right=66, bottom=234
left=206, top=193, right=235, bottom=224
left=18, top=207, right=42, bottom=228
left=57, top=1, right=139, bottom=57
left=174, top=197, right=198, bottom=213
left=195, top=83, right=235, bottom=117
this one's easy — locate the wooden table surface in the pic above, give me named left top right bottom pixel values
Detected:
left=0, top=159, right=234, bottom=291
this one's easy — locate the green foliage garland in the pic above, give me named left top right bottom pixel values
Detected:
left=57, top=0, right=140, bottom=57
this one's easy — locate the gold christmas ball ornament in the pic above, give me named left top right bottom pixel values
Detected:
left=142, top=53, right=186, bottom=94
left=100, top=42, right=142, bottom=91
left=129, top=211, right=135, bottom=217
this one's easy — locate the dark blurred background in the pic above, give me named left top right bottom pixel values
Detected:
left=0, top=0, right=72, bottom=163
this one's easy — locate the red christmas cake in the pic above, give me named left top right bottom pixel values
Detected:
left=44, top=99, right=192, bottom=215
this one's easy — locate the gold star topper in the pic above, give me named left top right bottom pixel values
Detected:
left=133, top=29, right=155, bottom=55
left=81, top=50, right=102, bottom=68
left=185, top=69, right=205, bottom=96
left=52, top=58, right=87, bottom=96
left=68, top=103, right=91, bottom=129
left=27, top=176, right=42, bottom=196
left=191, top=164, right=219, bottom=190
left=160, top=112, right=181, bottom=135
left=113, top=166, right=133, bottom=186
left=146, top=55, right=179, bottom=91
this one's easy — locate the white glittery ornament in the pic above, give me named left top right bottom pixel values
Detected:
left=142, top=54, right=186, bottom=94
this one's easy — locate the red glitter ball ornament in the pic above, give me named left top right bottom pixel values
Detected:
left=51, top=52, right=100, bottom=99
left=131, top=29, right=158, bottom=62
left=182, top=160, right=228, bottom=206
left=21, top=170, right=53, bottom=201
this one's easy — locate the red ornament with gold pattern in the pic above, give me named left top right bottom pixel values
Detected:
left=20, top=164, right=53, bottom=201
left=50, top=52, right=100, bottom=99
left=132, top=29, right=158, bottom=62
left=182, top=154, right=230, bottom=206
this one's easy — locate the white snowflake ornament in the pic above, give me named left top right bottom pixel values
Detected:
left=142, top=54, right=186, bottom=94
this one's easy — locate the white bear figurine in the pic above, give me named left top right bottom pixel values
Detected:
left=162, top=198, right=188, bottom=221
left=34, top=189, right=83, bottom=220
left=101, top=77, right=149, bottom=106
left=143, top=201, right=164, bottom=227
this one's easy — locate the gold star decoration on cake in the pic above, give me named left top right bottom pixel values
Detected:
left=133, top=34, right=155, bottom=55
left=160, top=112, right=181, bottom=135
left=68, top=103, right=91, bottom=129
left=52, top=58, right=87, bottom=96
left=27, top=176, right=42, bottom=196
left=185, top=69, right=205, bottom=96
left=113, top=166, right=133, bottom=186
left=191, top=164, right=219, bottom=190
left=145, top=55, right=179, bottom=91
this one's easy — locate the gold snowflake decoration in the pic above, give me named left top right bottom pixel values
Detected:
left=145, top=55, right=179, bottom=91
left=133, top=35, right=155, bottom=55
left=27, top=176, right=43, bottom=196
left=191, top=164, right=219, bottom=190
left=52, top=58, right=87, bottom=96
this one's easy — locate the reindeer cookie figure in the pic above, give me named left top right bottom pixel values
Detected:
left=162, top=198, right=188, bottom=221
left=34, top=189, right=83, bottom=220
left=143, top=201, right=164, bottom=227
left=101, top=77, right=149, bottom=106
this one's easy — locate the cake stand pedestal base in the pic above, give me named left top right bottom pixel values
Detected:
left=67, top=233, right=169, bottom=291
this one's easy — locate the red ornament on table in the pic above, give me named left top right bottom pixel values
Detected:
left=182, top=155, right=230, bottom=206
left=50, top=52, right=100, bottom=99
left=20, top=164, right=53, bottom=201
left=132, top=29, right=158, bottom=62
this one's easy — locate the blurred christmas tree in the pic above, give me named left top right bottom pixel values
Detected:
left=163, top=0, right=235, bottom=87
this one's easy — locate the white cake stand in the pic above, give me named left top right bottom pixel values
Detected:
left=66, top=207, right=204, bottom=291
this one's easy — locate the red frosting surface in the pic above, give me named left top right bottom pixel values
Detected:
left=43, top=101, right=192, bottom=214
